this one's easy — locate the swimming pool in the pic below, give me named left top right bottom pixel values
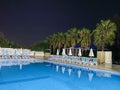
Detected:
left=0, top=61, right=120, bottom=90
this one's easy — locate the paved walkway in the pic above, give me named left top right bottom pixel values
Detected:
left=89, top=64, right=120, bottom=73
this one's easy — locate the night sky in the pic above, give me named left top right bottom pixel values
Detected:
left=0, top=0, right=120, bottom=46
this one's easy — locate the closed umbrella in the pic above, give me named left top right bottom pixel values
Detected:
left=0, top=47, right=1, bottom=55
left=78, top=48, right=82, bottom=57
left=68, top=48, right=72, bottom=56
left=89, top=48, right=94, bottom=57
left=20, top=48, right=23, bottom=55
left=56, top=49, right=59, bottom=55
left=62, top=48, right=66, bottom=55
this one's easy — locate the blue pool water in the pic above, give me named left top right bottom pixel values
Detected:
left=0, top=62, right=120, bottom=90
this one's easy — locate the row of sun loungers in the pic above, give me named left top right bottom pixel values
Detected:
left=0, top=54, right=30, bottom=59
left=0, top=60, right=30, bottom=66
left=0, top=59, right=42, bottom=66
left=49, top=55, right=97, bottom=66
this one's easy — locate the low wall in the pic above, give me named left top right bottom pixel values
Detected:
left=44, top=52, right=51, bottom=57
left=97, top=51, right=105, bottom=64
left=105, top=51, right=112, bottom=68
left=97, top=51, right=112, bottom=68
left=34, top=51, right=44, bottom=57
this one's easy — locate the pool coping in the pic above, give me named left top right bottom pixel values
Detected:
left=43, top=60, right=120, bottom=76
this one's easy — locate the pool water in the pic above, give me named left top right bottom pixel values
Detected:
left=0, top=62, right=120, bottom=90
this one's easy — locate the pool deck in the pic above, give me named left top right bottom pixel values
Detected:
left=43, top=57, right=120, bottom=74
left=0, top=56, right=120, bottom=74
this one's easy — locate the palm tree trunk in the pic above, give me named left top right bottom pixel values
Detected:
left=102, top=42, right=105, bottom=51
left=64, top=44, right=66, bottom=48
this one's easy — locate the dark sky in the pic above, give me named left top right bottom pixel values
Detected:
left=0, top=0, right=120, bottom=46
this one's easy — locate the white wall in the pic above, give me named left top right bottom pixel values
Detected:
left=105, top=51, right=112, bottom=68
left=34, top=51, right=44, bottom=57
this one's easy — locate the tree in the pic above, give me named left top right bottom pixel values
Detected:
left=63, top=32, right=70, bottom=48
left=80, top=28, right=91, bottom=48
left=46, top=34, right=57, bottom=54
left=67, top=28, right=79, bottom=47
left=93, top=19, right=117, bottom=51
left=110, top=15, right=120, bottom=64
left=29, top=41, right=48, bottom=51
left=55, top=32, right=64, bottom=49
left=111, top=15, right=120, bottom=47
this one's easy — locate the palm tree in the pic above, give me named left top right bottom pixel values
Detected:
left=80, top=28, right=91, bottom=48
left=93, top=19, right=117, bottom=51
left=46, top=34, right=58, bottom=54
left=77, top=28, right=91, bottom=56
left=67, top=28, right=81, bottom=55
left=55, top=32, right=64, bottom=49
left=77, top=29, right=82, bottom=44
left=46, top=32, right=65, bottom=54
left=111, top=15, right=120, bottom=63
left=67, top=28, right=79, bottom=47
left=62, top=32, right=70, bottom=48
left=55, top=32, right=65, bottom=54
